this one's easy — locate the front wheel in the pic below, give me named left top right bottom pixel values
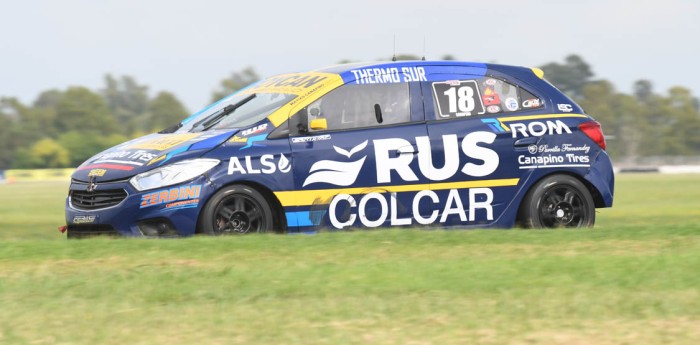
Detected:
left=519, top=175, right=595, bottom=228
left=199, top=185, right=276, bottom=235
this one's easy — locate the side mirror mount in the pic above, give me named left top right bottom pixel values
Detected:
left=309, top=118, right=328, bottom=131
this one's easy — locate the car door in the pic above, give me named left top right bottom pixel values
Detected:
left=420, top=72, right=534, bottom=226
left=286, top=81, right=430, bottom=230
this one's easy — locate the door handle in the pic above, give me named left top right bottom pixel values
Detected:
left=514, top=137, right=540, bottom=148
left=396, top=145, right=418, bottom=156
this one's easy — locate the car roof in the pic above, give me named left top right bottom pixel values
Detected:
left=313, top=60, right=541, bottom=84
left=315, top=60, right=526, bottom=74
left=315, top=60, right=487, bottom=72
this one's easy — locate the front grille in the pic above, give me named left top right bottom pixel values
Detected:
left=67, top=225, right=120, bottom=239
left=70, top=189, right=127, bottom=210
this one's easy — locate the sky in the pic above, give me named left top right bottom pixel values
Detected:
left=1, top=0, right=699, bottom=113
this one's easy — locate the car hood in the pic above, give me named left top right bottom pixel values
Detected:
left=72, top=130, right=238, bottom=182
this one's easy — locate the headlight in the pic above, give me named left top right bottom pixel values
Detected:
left=129, top=159, right=220, bottom=191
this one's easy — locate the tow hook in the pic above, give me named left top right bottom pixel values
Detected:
left=58, top=225, right=67, bottom=234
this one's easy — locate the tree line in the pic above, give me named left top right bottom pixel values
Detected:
left=0, top=54, right=698, bottom=169
left=540, top=55, right=700, bottom=164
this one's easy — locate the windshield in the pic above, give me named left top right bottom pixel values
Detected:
left=178, top=92, right=297, bottom=133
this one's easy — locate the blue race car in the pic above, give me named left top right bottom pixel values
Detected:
left=64, top=61, right=614, bottom=237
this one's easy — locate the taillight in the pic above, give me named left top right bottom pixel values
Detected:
left=578, top=121, right=606, bottom=150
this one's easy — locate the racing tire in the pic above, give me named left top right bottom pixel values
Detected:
left=519, top=175, right=595, bottom=228
left=199, top=185, right=276, bottom=235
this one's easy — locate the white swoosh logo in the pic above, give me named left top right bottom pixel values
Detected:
left=302, top=140, right=369, bottom=187
left=303, top=157, right=367, bottom=187
left=334, top=140, right=368, bottom=158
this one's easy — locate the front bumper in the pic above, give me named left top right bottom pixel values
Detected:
left=65, top=177, right=211, bottom=238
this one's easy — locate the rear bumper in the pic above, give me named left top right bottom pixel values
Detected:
left=584, top=150, right=614, bottom=207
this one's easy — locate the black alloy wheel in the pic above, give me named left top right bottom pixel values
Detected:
left=519, top=175, right=595, bottom=228
left=199, top=185, right=275, bottom=234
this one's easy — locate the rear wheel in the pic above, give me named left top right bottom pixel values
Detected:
left=519, top=175, right=595, bottom=228
left=199, top=185, right=276, bottom=235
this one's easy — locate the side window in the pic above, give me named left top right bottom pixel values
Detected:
left=480, top=78, right=519, bottom=113
left=519, top=87, right=544, bottom=110
left=307, top=83, right=410, bottom=132
left=431, top=77, right=543, bottom=120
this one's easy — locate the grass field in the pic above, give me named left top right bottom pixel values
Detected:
left=1, top=174, right=699, bottom=344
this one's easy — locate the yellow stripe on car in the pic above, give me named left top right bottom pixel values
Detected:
left=275, top=178, right=520, bottom=207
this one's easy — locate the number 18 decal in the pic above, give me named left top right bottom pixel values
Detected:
left=432, top=80, right=485, bottom=118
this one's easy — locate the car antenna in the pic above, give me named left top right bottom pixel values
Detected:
left=392, top=35, right=397, bottom=61
left=421, top=36, right=426, bottom=61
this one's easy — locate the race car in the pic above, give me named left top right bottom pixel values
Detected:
left=64, top=60, right=614, bottom=237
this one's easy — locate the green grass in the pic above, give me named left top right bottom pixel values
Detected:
left=0, top=181, right=69, bottom=240
left=1, top=174, right=699, bottom=344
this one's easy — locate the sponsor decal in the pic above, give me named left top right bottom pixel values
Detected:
left=140, top=185, right=201, bottom=209
left=261, top=73, right=345, bottom=127
left=301, top=132, right=499, bottom=187
left=517, top=154, right=590, bottom=169
left=229, top=136, right=247, bottom=143
left=482, top=118, right=507, bottom=133
left=147, top=145, right=189, bottom=167
left=239, top=134, right=268, bottom=150
left=228, top=154, right=291, bottom=175
left=486, top=105, right=501, bottom=114
left=528, top=144, right=538, bottom=154
left=148, top=155, right=166, bottom=166
left=286, top=81, right=332, bottom=107
left=240, top=123, right=268, bottom=137
left=77, top=163, right=134, bottom=171
left=527, top=144, right=591, bottom=155
left=88, top=169, right=107, bottom=177
left=257, top=74, right=328, bottom=89
left=522, top=98, right=541, bottom=108
left=92, top=150, right=159, bottom=166
left=505, top=97, right=519, bottom=111
left=95, top=151, right=131, bottom=162
left=72, top=215, right=97, bottom=224
left=328, top=189, right=494, bottom=229
left=483, top=114, right=588, bottom=134
left=509, top=120, right=572, bottom=138
left=482, top=87, right=501, bottom=106
left=303, top=141, right=368, bottom=187
left=291, top=134, right=332, bottom=143
left=485, top=78, right=497, bottom=86
left=377, top=132, right=498, bottom=182
left=129, top=134, right=200, bottom=151
left=518, top=143, right=592, bottom=169
left=558, top=104, right=574, bottom=112
left=350, top=67, right=427, bottom=84
left=433, top=80, right=486, bottom=117
left=164, top=199, right=200, bottom=210
left=128, top=150, right=159, bottom=163
left=562, top=143, right=591, bottom=153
